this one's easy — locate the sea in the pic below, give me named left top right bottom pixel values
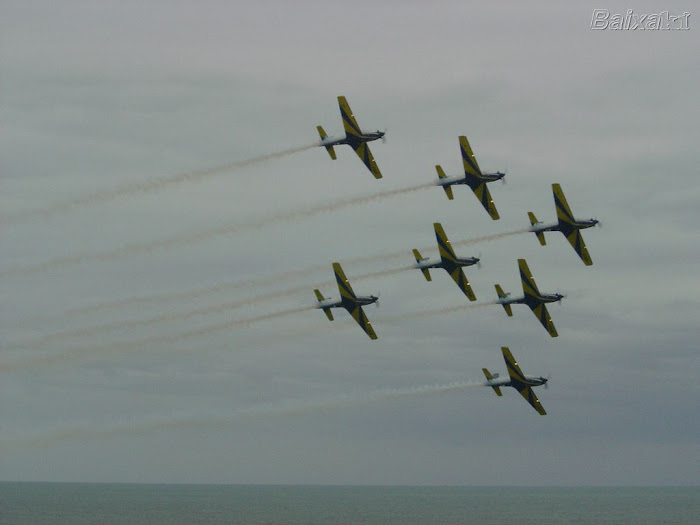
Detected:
left=0, top=483, right=697, bottom=524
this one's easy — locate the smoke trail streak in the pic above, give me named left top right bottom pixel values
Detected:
left=62, top=267, right=328, bottom=317
left=0, top=305, right=314, bottom=372
left=380, top=301, right=499, bottom=323
left=9, top=262, right=411, bottom=333
left=450, top=228, right=530, bottom=249
left=5, top=227, right=525, bottom=328
left=17, top=287, right=321, bottom=348
left=1, top=144, right=318, bottom=224
left=0, top=182, right=434, bottom=278
left=9, top=381, right=486, bottom=445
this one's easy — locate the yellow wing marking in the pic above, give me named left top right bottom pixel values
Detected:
left=501, top=346, right=526, bottom=382
left=434, top=222, right=456, bottom=262
left=473, top=183, right=500, bottom=220
left=338, top=95, right=362, bottom=137
left=517, top=258, right=541, bottom=298
left=449, top=268, right=476, bottom=301
left=353, top=142, right=382, bottom=179
left=519, top=387, right=547, bottom=415
left=552, top=183, right=576, bottom=224
left=531, top=304, right=558, bottom=337
left=459, top=136, right=482, bottom=177
left=332, top=262, right=356, bottom=301
left=350, top=305, right=378, bottom=340
left=566, top=230, right=593, bottom=266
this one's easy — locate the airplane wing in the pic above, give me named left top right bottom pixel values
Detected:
left=337, top=97, right=382, bottom=178
left=434, top=222, right=457, bottom=261
left=472, top=182, right=500, bottom=220
left=349, top=305, right=378, bottom=340
left=501, top=346, right=526, bottom=382
left=459, top=136, right=482, bottom=178
left=338, top=96, right=362, bottom=138
left=332, top=262, right=357, bottom=301
left=448, top=267, right=477, bottom=301
left=516, top=386, right=547, bottom=415
left=529, top=303, right=558, bottom=337
left=552, top=184, right=593, bottom=265
left=352, top=142, right=382, bottom=179
left=501, top=347, right=546, bottom=414
left=564, top=230, right=593, bottom=266
left=552, top=183, right=576, bottom=225
left=518, top=258, right=541, bottom=299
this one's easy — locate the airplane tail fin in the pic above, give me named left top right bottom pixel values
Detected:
left=482, top=368, right=503, bottom=396
left=314, top=289, right=334, bottom=321
left=528, top=212, right=546, bottom=246
left=436, top=165, right=454, bottom=200
left=494, top=284, right=513, bottom=316
left=317, top=126, right=336, bottom=160
left=412, top=249, right=431, bottom=281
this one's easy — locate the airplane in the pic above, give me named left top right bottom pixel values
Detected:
left=494, top=258, right=564, bottom=337
left=434, top=135, right=505, bottom=220
left=528, top=183, right=599, bottom=266
left=316, top=96, right=385, bottom=179
left=314, top=262, right=379, bottom=340
left=412, top=222, right=479, bottom=301
left=482, top=346, right=548, bottom=415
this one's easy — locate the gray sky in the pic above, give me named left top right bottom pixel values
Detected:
left=1, top=0, right=698, bottom=485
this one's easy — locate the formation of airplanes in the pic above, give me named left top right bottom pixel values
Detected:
left=311, top=96, right=599, bottom=414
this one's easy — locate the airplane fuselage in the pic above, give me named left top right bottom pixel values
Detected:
left=498, top=292, right=563, bottom=308
left=316, top=295, right=378, bottom=311
left=414, top=256, right=479, bottom=271
left=530, top=218, right=598, bottom=235
left=321, top=130, right=384, bottom=149
left=485, top=374, right=548, bottom=389
left=436, top=171, right=505, bottom=189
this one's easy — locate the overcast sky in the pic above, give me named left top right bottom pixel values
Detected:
left=1, top=0, right=698, bottom=485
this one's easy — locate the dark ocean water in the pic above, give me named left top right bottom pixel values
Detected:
left=0, top=483, right=697, bottom=524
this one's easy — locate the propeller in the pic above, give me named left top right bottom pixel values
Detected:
left=374, top=291, right=381, bottom=308
left=543, top=373, right=551, bottom=389
left=381, top=128, right=387, bottom=143
left=500, top=169, right=507, bottom=184
left=476, top=253, right=482, bottom=269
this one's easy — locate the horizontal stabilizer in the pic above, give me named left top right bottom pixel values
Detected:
left=528, top=212, right=546, bottom=245
left=482, top=368, right=503, bottom=396
left=494, top=284, right=513, bottom=316
left=412, top=249, right=432, bottom=281
left=322, top=308, right=334, bottom=321
left=317, top=126, right=336, bottom=159
left=435, top=165, right=454, bottom=200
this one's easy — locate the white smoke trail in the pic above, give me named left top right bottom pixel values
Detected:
left=0, top=182, right=434, bottom=278
left=450, top=228, right=530, bottom=249
left=0, top=305, right=315, bottom=372
left=15, top=287, right=321, bottom=348
left=380, top=300, right=499, bottom=323
left=9, top=381, right=486, bottom=445
left=0, top=144, right=318, bottom=224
